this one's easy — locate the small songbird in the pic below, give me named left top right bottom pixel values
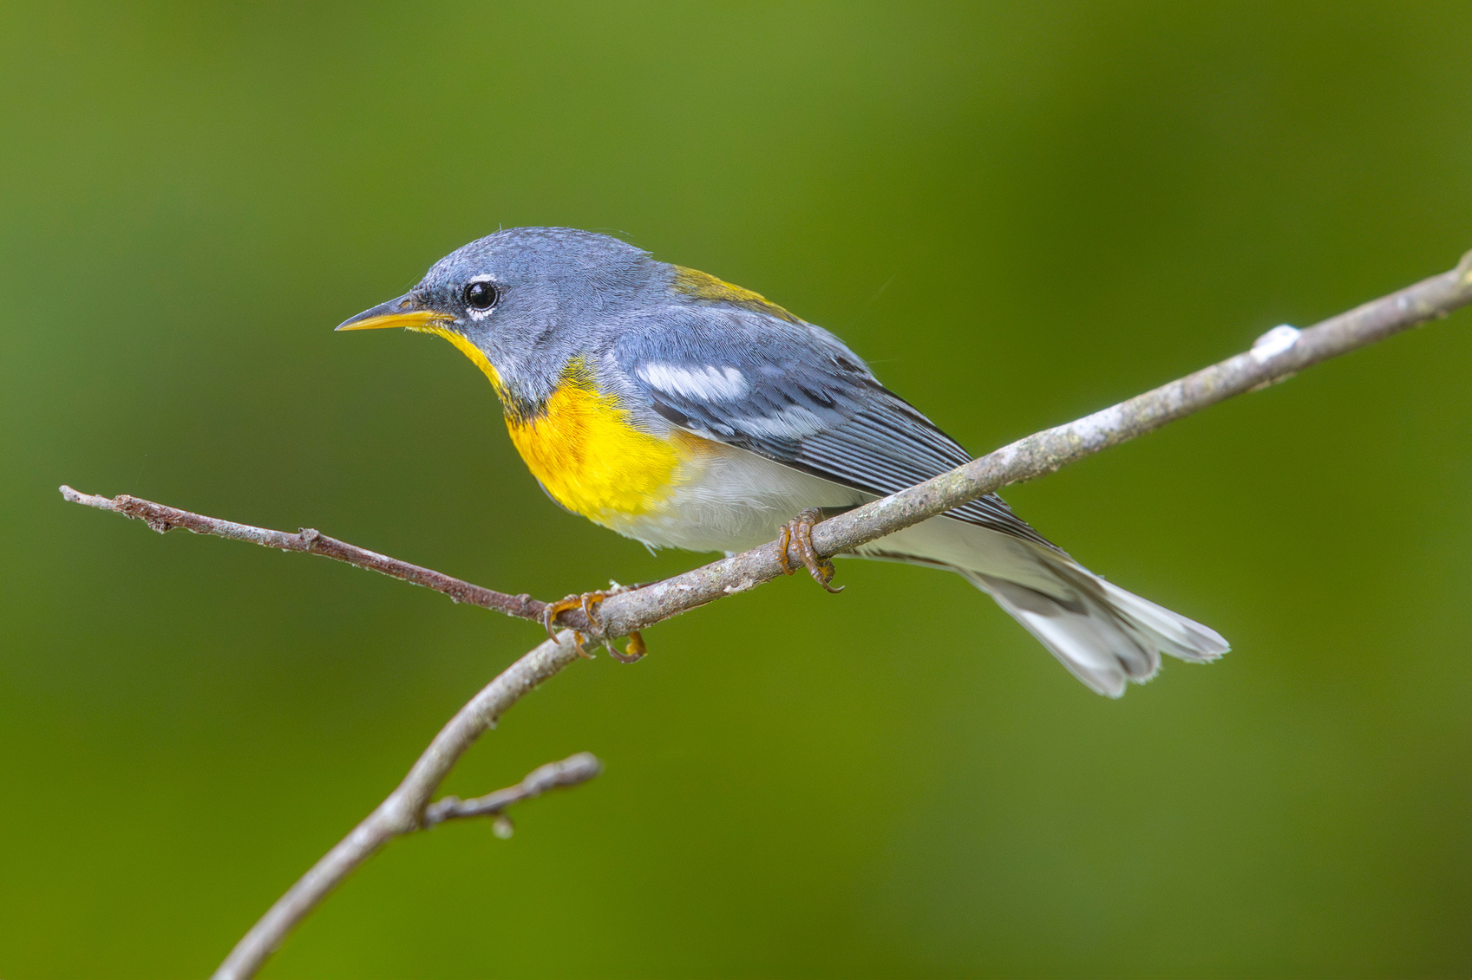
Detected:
left=339, top=227, right=1228, bottom=696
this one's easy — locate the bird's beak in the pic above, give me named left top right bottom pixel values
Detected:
left=335, top=293, right=454, bottom=332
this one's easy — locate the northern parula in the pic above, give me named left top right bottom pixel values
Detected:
left=339, top=227, right=1228, bottom=696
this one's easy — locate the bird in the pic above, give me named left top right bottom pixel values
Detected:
left=338, top=227, right=1228, bottom=696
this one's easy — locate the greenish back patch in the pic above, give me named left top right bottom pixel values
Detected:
left=670, top=266, right=802, bottom=323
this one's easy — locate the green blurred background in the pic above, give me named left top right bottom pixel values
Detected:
left=3, top=2, right=1470, bottom=976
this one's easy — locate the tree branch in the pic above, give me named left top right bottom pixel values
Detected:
left=60, top=249, right=1472, bottom=979
left=212, top=632, right=589, bottom=980
left=57, top=487, right=547, bottom=623
left=590, top=248, right=1472, bottom=640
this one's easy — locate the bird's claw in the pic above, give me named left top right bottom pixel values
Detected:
left=541, top=589, right=648, bottom=662
left=542, top=591, right=605, bottom=640
left=775, top=508, right=843, bottom=593
left=605, top=630, right=646, bottom=664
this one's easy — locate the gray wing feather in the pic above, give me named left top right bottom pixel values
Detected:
left=613, top=305, right=1059, bottom=550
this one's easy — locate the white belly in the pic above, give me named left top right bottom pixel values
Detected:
left=605, top=442, right=1057, bottom=595
left=605, top=442, right=866, bottom=553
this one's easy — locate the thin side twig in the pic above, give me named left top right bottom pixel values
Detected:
left=212, top=631, right=586, bottom=980
left=57, top=487, right=546, bottom=623
left=423, top=752, right=604, bottom=827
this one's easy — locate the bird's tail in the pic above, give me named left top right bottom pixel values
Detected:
left=862, top=521, right=1229, bottom=696
left=963, top=555, right=1228, bottom=697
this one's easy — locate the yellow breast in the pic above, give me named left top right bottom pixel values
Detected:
left=505, top=361, right=690, bottom=523
left=417, top=326, right=704, bottom=525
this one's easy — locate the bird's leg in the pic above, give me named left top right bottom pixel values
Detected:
left=775, top=507, right=843, bottom=593
left=541, top=584, right=647, bottom=662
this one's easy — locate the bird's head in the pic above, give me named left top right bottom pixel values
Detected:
left=337, top=227, right=658, bottom=408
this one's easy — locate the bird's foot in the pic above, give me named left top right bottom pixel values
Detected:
left=775, top=508, right=843, bottom=593
left=542, top=586, right=648, bottom=662
left=542, top=591, right=604, bottom=643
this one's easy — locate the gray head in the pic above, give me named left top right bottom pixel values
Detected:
left=426, top=227, right=654, bottom=299
left=337, top=227, right=662, bottom=408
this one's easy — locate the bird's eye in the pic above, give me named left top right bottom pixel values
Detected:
left=464, top=281, right=499, bottom=311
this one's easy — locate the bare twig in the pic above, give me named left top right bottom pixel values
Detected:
left=423, top=752, right=604, bottom=827
left=212, top=632, right=587, bottom=980
left=57, top=487, right=546, bottom=623
left=61, top=249, right=1472, bottom=980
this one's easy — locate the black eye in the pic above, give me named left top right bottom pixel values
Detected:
left=464, top=280, right=499, bottom=311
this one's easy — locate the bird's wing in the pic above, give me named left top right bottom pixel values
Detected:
left=610, top=303, right=1059, bottom=550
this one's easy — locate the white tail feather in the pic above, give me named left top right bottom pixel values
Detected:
left=965, top=553, right=1228, bottom=697
left=966, top=572, right=1149, bottom=697
left=855, top=518, right=1230, bottom=697
left=1094, top=577, right=1230, bottom=664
